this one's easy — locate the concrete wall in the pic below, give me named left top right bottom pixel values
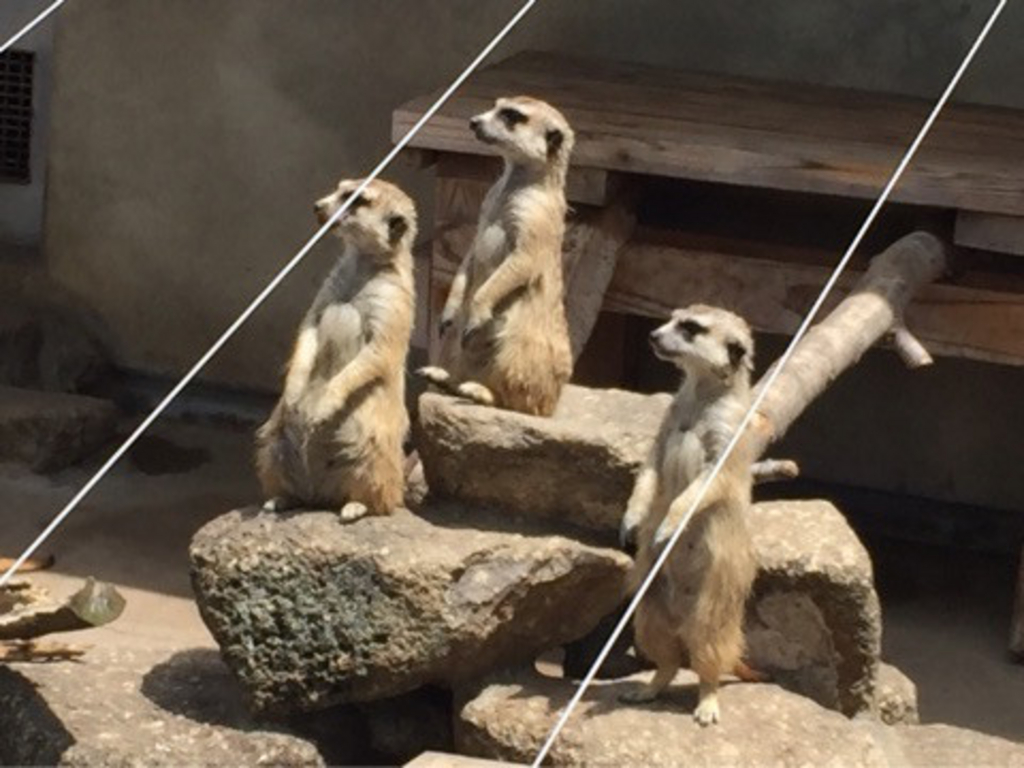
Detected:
left=41, top=1, right=1024, bottom=511
left=0, top=3, right=54, bottom=250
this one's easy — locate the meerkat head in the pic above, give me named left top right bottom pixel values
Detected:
left=650, top=305, right=754, bottom=384
left=469, top=96, right=574, bottom=171
left=314, top=178, right=417, bottom=257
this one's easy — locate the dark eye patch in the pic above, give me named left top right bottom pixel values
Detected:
left=679, top=319, right=708, bottom=336
left=498, top=107, right=528, bottom=127
left=341, top=192, right=370, bottom=209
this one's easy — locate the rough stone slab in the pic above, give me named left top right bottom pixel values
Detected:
left=455, top=667, right=1024, bottom=767
left=407, top=752, right=520, bottom=768
left=875, top=662, right=919, bottom=726
left=0, top=298, right=108, bottom=393
left=0, top=385, right=117, bottom=471
left=415, top=386, right=668, bottom=532
left=745, top=500, right=882, bottom=717
left=455, top=667, right=888, bottom=767
left=0, top=646, right=325, bottom=767
left=190, top=504, right=632, bottom=714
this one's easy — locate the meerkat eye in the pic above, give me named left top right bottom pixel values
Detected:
left=387, top=215, right=408, bottom=244
left=346, top=194, right=369, bottom=210
left=498, top=107, right=528, bottom=127
left=727, top=340, right=749, bottom=368
left=679, top=319, right=707, bottom=337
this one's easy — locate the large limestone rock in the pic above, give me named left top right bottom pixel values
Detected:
left=415, top=386, right=667, bottom=532
left=190, top=504, right=631, bottom=714
left=454, top=667, right=1024, bottom=767
left=0, top=646, right=325, bottom=767
left=417, top=388, right=885, bottom=716
left=0, top=385, right=117, bottom=471
left=745, top=500, right=881, bottom=717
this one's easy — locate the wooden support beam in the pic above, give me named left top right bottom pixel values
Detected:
left=1012, top=545, right=1024, bottom=659
left=955, top=211, right=1024, bottom=257
left=602, top=230, right=1024, bottom=367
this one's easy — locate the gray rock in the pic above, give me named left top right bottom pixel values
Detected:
left=455, top=667, right=1024, bottom=767
left=0, top=298, right=108, bottom=393
left=0, top=646, right=325, bottom=767
left=415, top=386, right=667, bottom=532
left=874, top=662, right=919, bottom=725
left=0, top=385, right=117, bottom=471
left=455, top=667, right=888, bottom=767
left=190, top=504, right=631, bottom=714
left=745, top=500, right=882, bottom=717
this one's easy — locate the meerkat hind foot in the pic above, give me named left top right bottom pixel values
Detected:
left=340, top=501, right=369, bottom=523
left=456, top=381, right=495, bottom=407
left=262, top=497, right=299, bottom=513
left=694, top=694, right=720, bottom=727
left=415, top=366, right=452, bottom=388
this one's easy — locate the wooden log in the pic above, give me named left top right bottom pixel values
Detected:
left=562, top=197, right=636, bottom=360
left=748, top=232, right=948, bottom=458
left=0, top=578, right=125, bottom=641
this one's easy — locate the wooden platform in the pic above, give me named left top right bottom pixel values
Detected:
left=395, top=52, right=1024, bottom=366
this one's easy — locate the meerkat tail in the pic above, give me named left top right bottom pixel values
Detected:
left=733, top=659, right=770, bottom=683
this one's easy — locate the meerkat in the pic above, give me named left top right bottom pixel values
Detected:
left=255, top=178, right=416, bottom=522
left=417, top=96, right=574, bottom=417
left=618, top=304, right=758, bottom=727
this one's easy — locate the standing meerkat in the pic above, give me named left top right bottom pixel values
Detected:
left=418, top=96, right=574, bottom=417
left=255, top=178, right=416, bottom=522
left=619, top=304, right=758, bottom=726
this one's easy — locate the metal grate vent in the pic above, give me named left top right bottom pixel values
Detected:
left=0, top=50, right=34, bottom=185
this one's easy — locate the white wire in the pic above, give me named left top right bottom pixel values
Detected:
left=531, top=1, right=1008, bottom=763
left=0, top=0, right=66, bottom=55
left=0, top=0, right=540, bottom=589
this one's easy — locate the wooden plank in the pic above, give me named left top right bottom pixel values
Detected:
left=430, top=222, right=1024, bottom=367
left=1012, top=545, right=1024, bottom=659
left=393, top=52, right=1024, bottom=217
left=956, top=211, right=1024, bottom=256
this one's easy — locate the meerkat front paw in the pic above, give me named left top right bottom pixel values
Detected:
left=340, top=501, right=369, bottom=523
left=456, top=381, right=495, bottom=407
left=693, top=696, right=720, bottom=727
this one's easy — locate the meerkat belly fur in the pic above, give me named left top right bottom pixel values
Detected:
left=619, top=305, right=758, bottom=726
left=418, top=96, right=573, bottom=417
left=255, top=178, right=416, bottom=522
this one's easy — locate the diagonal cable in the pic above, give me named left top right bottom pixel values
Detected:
left=532, top=1, right=1008, bottom=764
left=0, top=0, right=541, bottom=589
left=1, top=0, right=67, bottom=55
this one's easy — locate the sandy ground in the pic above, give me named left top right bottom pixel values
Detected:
left=1, top=416, right=1022, bottom=742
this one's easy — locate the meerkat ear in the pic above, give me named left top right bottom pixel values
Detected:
left=727, top=340, right=750, bottom=370
left=388, top=215, right=408, bottom=245
left=545, top=128, right=564, bottom=158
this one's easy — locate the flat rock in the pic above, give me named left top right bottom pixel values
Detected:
left=454, top=667, right=1024, bottom=767
left=0, top=298, right=108, bottom=393
left=190, top=504, right=632, bottom=714
left=0, top=645, right=325, bottom=767
left=745, top=500, right=882, bottom=716
left=415, top=386, right=667, bottom=532
left=0, top=385, right=117, bottom=471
